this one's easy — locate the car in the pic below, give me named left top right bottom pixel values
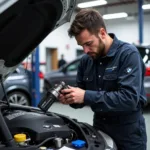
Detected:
left=44, top=55, right=82, bottom=91
left=0, top=0, right=118, bottom=150
left=44, top=45, right=150, bottom=104
left=1, top=66, right=32, bottom=106
left=136, top=45, right=150, bottom=105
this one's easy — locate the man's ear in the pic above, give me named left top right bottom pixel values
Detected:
left=99, top=28, right=106, bottom=39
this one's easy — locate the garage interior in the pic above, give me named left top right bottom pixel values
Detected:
left=0, top=0, right=150, bottom=149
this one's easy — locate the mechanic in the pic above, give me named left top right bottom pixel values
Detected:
left=59, top=9, right=147, bottom=150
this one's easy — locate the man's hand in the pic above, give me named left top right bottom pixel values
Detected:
left=59, top=86, right=85, bottom=104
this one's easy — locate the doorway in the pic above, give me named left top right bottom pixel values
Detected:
left=46, top=48, right=58, bottom=72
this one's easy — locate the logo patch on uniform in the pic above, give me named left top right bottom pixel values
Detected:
left=126, top=67, right=132, bottom=73
left=105, top=66, right=117, bottom=73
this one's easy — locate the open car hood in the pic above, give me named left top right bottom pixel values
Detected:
left=0, top=0, right=76, bottom=80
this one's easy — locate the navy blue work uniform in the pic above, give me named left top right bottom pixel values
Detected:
left=71, top=34, right=147, bottom=150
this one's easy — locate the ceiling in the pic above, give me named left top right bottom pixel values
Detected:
left=75, top=0, right=150, bottom=17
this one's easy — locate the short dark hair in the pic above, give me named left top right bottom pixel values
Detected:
left=68, top=9, right=106, bottom=38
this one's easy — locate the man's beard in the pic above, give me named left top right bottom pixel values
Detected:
left=88, top=38, right=105, bottom=59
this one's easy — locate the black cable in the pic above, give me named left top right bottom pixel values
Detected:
left=36, top=137, right=55, bottom=147
left=0, top=77, right=10, bottom=108
left=23, top=137, right=55, bottom=148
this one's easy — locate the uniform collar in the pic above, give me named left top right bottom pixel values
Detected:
left=106, top=33, right=119, bottom=57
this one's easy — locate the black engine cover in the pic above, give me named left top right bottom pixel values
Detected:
left=4, top=111, right=71, bottom=142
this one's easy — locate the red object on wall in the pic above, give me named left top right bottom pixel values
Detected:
left=66, top=44, right=70, bottom=50
left=38, top=72, right=44, bottom=79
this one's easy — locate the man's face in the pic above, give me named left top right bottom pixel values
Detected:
left=75, top=29, right=105, bottom=59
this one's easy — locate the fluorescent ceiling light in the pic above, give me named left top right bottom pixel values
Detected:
left=142, top=4, right=150, bottom=10
left=77, top=0, right=107, bottom=8
left=103, top=12, right=128, bottom=20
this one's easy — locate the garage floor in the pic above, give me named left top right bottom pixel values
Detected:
left=50, top=103, right=150, bottom=148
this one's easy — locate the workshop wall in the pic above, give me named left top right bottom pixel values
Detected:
left=39, top=13, right=150, bottom=74
left=105, top=14, right=150, bottom=45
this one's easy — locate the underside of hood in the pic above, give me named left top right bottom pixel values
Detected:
left=0, top=0, right=76, bottom=80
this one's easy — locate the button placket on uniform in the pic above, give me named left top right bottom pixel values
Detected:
left=97, top=60, right=105, bottom=92
left=98, top=74, right=101, bottom=91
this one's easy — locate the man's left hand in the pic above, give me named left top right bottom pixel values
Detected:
left=59, top=86, right=85, bottom=104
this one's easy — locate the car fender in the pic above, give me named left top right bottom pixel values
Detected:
left=5, top=85, right=32, bottom=99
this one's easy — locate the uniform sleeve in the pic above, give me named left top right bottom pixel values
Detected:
left=84, top=51, right=145, bottom=112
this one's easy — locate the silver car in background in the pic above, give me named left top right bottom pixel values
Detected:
left=1, top=66, right=32, bottom=105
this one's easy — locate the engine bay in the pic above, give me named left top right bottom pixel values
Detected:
left=4, top=111, right=72, bottom=143
left=0, top=104, right=108, bottom=150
